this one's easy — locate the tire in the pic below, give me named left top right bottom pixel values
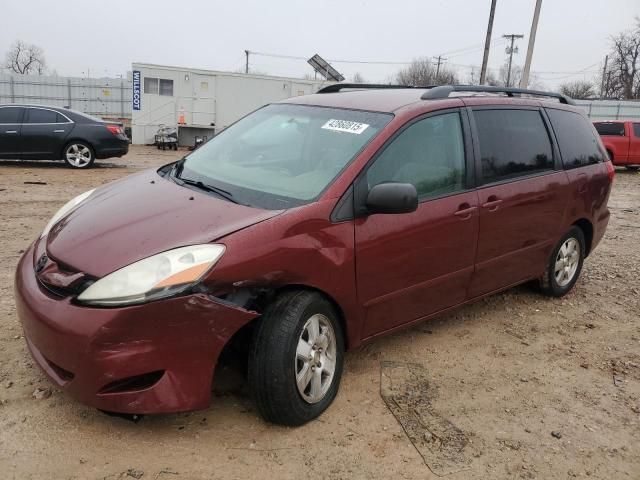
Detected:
left=625, top=166, right=639, bottom=171
left=539, top=226, right=585, bottom=297
left=248, top=290, right=345, bottom=426
left=63, top=141, right=95, bottom=169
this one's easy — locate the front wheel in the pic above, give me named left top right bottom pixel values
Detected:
left=539, top=226, right=585, bottom=297
left=63, top=142, right=95, bottom=168
left=248, top=291, right=344, bottom=426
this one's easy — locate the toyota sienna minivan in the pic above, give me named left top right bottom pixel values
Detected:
left=15, top=84, right=614, bottom=426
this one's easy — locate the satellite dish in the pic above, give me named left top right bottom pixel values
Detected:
left=307, top=54, right=345, bottom=82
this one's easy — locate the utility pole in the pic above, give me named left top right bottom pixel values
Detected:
left=600, top=54, right=609, bottom=98
left=244, top=50, right=249, bottom=74
left=480, top=0, right=497, bottom=85
left=520, top=0, right=542, bottom=88
left=503, top=34, right=524, bottom=87
left=433, top=55, right=446, bottom=81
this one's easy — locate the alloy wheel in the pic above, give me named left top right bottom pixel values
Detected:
left=295, top=313, right=337, bottom=404
left=554, top=237, right=580, bottom=287
left=65, top=144, right=92, bottom=168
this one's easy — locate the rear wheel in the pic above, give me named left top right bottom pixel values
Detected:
left=63, top=142, right=95, bottom=169
left=248, top=291, right=344, bottom=426
left=539, top=226, right=585, bottom=297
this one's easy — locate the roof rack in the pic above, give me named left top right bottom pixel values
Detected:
left=420, top=85, right=575, bottom=105
left=316, top=83, right=418, bottom=94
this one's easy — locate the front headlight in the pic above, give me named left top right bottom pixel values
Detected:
left=41, top=189, right=95, bottom=237
left=77, top=244, right=225, bottom=306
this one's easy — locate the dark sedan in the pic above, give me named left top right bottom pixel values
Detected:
left=0, top=104, right=129, bottom=168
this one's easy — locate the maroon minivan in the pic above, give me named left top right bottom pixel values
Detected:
left=14, top=85, right=614, bottom=426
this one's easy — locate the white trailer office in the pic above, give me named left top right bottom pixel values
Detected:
left=131, top=63, right=327, bottom=146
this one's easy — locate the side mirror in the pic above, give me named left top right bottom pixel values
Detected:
left=366, top=182, right=418, bottom=215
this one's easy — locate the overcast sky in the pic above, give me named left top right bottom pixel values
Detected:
left=2, top=0, right=638, bottom=88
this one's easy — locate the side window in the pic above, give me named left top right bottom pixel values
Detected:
left=633, top=123, right=640, bottom=137
left=546, top=109, right=605, bottom=169
left=594, top=122, right=625, bottom=136
left=473, top=109, right=553, bottom=184
left=25, top=108, right=58, bottom=124
left=367, top=112, right=466, bottom=199
left=0, top=107, right=23, bottom=123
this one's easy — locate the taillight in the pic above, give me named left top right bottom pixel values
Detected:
left=605, top=160, right=615, bottom=183
left=106, top=125, right=123, bottom=136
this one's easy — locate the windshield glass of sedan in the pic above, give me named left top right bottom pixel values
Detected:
left=178, top=104, right=392, bottom=209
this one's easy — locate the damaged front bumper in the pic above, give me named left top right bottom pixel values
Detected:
left=14, top=241, right=258, bottom=414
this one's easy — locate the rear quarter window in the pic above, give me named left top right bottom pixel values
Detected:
left=594, top=122, right=625, bottom=136
left=547, top=109, right=605, bottom=169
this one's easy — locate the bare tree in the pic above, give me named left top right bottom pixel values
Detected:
left=559, top=80, right=596, bottom=99
left=498, top=62, right=522, bottom=87
left=599, top=19, right=640, bottom=99
left=4, top=40, right=47, bottom=75
left=396, top=57, right=459, bottom=86
left=351, top=72, right=366, bottom=83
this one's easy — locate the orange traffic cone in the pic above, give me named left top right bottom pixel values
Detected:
left=178, top=107, right=186, bottom=125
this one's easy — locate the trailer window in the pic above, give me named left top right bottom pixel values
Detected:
left=144, top=77, right=158, bottom=94
left=159, top=79, right=174, bottom=96
left=143, top=77, right=173, bottom=96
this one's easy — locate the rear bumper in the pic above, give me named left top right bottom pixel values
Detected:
left=14, top=240, right=258, bottom=414
left=95, top=141, right=129, bottom=159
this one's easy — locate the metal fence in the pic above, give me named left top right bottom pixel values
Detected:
left=1, top=74, right=639, bottom=124
left=574, top=99, right=640, bottom=120
left=0, top=73, right=132, bottom=121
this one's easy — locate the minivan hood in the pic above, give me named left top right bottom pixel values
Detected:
left=46, top=170, right=282, bottom=277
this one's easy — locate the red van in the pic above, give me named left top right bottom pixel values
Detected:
left=593, top=120, right=640, bottom=170
left=14, top=85, right=614, bottom=426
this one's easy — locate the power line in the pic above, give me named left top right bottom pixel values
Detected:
left=249, top=39, right=507, bottom=67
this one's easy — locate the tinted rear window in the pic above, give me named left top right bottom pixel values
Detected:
left=594, top=122, right=625, bottom=136
left=547, top=109, right=605, bottom=169
left=473, top=109, right=554, bottom=184
left=0, top=107, right=23, bottom=123
left=26, top=108, right=59, bottom=123
left=634, top=123, right=640, bottom=137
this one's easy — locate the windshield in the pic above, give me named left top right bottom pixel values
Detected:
left=177, top=104, right=392, bottom=209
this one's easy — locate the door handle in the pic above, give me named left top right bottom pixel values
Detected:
left=53, top=129, right=65, bottom=133
left=454, top=205, right=477, bottom=218
left=482, top=196, right=503, bottom=211
left=5, top=130, right=18, bottom=134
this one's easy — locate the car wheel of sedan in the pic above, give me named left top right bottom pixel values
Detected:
left=248, top=290, right=344, bottom=426
left=539, top=226, right=585, bottom=297
left=63, top=142, right=95, bottom=169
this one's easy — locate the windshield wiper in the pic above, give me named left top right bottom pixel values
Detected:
left=177, top=177, right=239, bottom=204
left=172, top=157, right=187, bottom=178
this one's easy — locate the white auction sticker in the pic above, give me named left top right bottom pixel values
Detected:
left=321, top=119, right=369, bottom=134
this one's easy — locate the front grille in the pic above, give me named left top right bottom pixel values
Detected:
left=35, top=254, right=91, bottom=299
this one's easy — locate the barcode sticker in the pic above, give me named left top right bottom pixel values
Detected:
left=321, top=119, right=369, bottom=134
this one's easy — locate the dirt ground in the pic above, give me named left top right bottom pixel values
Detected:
left=0, top=146, right=638, bottom=480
